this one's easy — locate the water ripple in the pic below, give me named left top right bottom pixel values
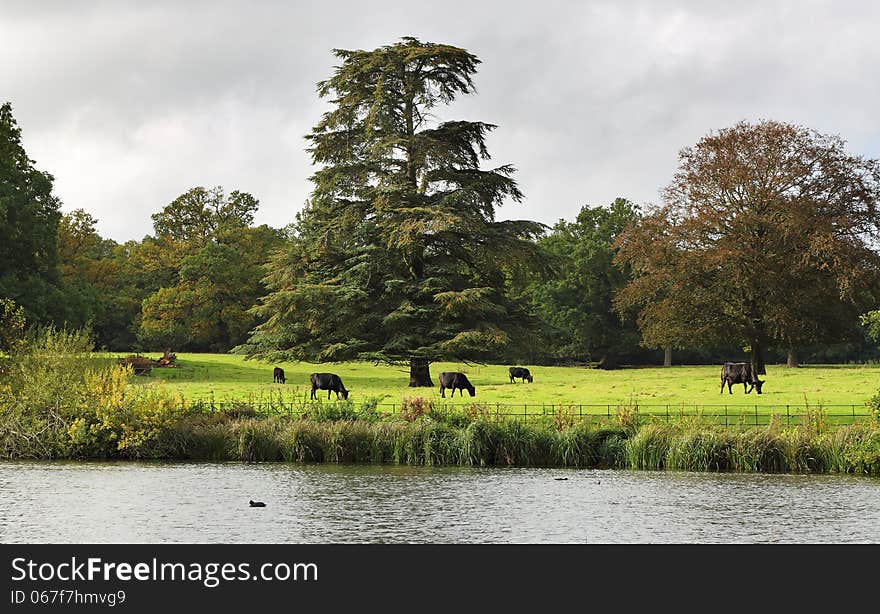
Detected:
left=0, top=462, right=878, bottom=543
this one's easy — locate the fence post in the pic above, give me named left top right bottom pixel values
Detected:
left=666, top=404, right=669, bottom=423
left=724, top=405, right=728, bottom=428
left=786, top=405, right=790, bottom=428
left=755, top=405, right=758, bottom=427
left=607, top=404, right=611, bottom=418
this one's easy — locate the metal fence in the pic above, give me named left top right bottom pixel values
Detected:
left=189, top=400, right=875, bottom=428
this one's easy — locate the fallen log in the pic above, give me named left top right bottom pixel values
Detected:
left=118, top=354, right=153, bottom=375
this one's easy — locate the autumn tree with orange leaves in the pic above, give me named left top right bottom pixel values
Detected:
left=614, top=121, right=880, bottom=374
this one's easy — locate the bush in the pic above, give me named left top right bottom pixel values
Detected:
left=0, top=327, right=109, bottom=458
left=400, top=396, right=434, bottom=421
left=302, top=400, right=360, bottom=422
left=866, top=389, right=880, bottom=423
left=0, top=327, right=188, bottom=459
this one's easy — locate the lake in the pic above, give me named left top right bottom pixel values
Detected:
left=1, top=462, right=878, bottom=543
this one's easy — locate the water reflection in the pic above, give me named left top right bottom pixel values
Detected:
left=0, top=462, right=877, bottom=543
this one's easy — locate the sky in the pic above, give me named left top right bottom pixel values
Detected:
left=3, top=0, right=880, bottom=242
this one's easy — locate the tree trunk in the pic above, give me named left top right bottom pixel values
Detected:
left=786, top=346, right=799, bottom=368
left=663, top=346, right=672, bottom=367
left=750, top=339, right=767, bottom=375
left=408, top=357, right=433, bottom=387
left=596, top=353, right=618, bottom=370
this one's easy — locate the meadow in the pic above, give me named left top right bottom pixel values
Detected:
left=134, top=353, right=880, bottom=415
left=5, top=334, right=879, bottom=469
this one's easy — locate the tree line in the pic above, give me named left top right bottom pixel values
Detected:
left=3, top=37, right=880, bottom=384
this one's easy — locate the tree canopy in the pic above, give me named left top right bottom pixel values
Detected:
left=0, top=101, right=63, bottom=323
left=512, top=198, right=645, bottom=368
left=614, top=120, right=880, bottom=373
left=240, top=37, right=545, bottom=384
left=138, top=186, right=283, bottom=352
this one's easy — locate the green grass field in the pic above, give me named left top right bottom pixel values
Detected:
left=129, top=353, right=880, bottom=415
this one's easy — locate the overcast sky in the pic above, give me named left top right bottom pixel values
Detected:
left=3, top=0, right=879, bottom=242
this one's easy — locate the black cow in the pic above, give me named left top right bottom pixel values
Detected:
left=439, top=372, right=475, bottom=398
left=508, top=366, right=533, bottom=383
left=310, top=372, right=350, bottom=400
left=273, top=367, right=285, bottom=384
left=720, top=362, right=764, bottom=394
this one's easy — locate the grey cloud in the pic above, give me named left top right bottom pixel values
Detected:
left=2, top=0, right=879, bottom=240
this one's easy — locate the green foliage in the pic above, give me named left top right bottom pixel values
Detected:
left=0, top=101, right=64, bottom=324
left=494, top=419, right=547, bottom=466
left=0, top=327, right=188, bottom=458
left=241, top=38, right=545, bottom=380
left=626, top=423, right=673, bottom=469
left=827, top=423, right=880, bottom=474
left=861, top=310, right=880, bottom=344
left=138, top=187, right=283, bottom=352
left=301, top=400, right=360, bottom=422
left=169, top=417, right=880, bottom=473
left=729, top=428, right=788, bottom=472
left=233, top=419, right=285, bottom=461
left=549, top=424, right=630, bottom=467
left=2, top=333, right=880, bottom=472
left=456, top=419, right=498, bottom=466
left=150, top=186, right=259, bottom=243
left=66, top=366, right=188, bottom=458
left=665, top=422, right=734, bottom=471
left=55, top=209, right=126, bottom=346
left=551, top=423, right=594, bottom=466
left=514, top=198, right=643, bottom=366
left=0, top=297, right=26, bottom=353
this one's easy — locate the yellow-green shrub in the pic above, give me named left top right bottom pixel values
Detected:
left=67, top=365, right=188, bottom=458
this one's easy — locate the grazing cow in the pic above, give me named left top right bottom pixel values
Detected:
left=508, top=366, right=533, bottom=383
left=720, top=362, right=764, bottom=394
left=439, top=371, right=475, bottom=398
left=273, top=367, right=285, bottom=384
left=310, top=372, right=349, bottom=400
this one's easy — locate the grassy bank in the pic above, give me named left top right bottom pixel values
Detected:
left=3, top=334, right=879, bottom=473
left=12, top=410, right=879, bottom=476
left=133, top=353, right=880, bottom=413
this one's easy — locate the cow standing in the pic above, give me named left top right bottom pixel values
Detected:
left=273, top=367, right=286, bottom=384
left=310, top=373, right=350, bottom=400
left=508, top=366, right=533, bottom=383
left=720, top=362, right=764, bottom=394
left=439, top=372, right=475, bottom=398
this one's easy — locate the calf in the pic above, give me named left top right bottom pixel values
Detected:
left=508, top=366, right=533, bottom=383
left=439, top=371, right=475, bottom=398
left=273, top=367, right=286, bottom=384
left=310, top=372, right=350, bottom=400
left=720, top=362, right=764, bottom=394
